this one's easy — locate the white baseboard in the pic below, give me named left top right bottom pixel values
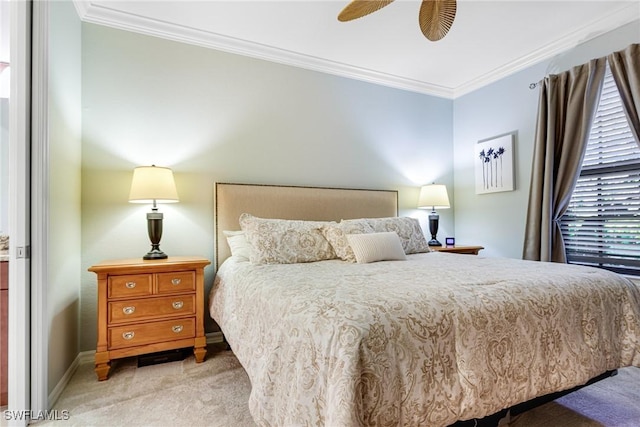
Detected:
left=48, top=351, right=91, bottom=409
left=78, top=350, right=95, bottom=365
left=49, top=334, right=223, bottom=407
left=206, top=331, right=224, bottom=344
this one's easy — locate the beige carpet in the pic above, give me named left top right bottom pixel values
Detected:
left=32, top=344, right=640, bottom=427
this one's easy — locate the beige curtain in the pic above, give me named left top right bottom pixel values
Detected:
left=608, top=44, right=640, bottom=146
left=523, top=58, right=606, bottom=262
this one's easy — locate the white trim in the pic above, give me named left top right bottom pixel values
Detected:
left=30, top=0, right=49, bottom=414
left=78, top=350, right=95, bottom=365
left=206, top=331, right=224, bottom=344
left=73, top=0, right=453, bottom=98
left=452, top=3, right=640, bottom=98
left=71, top=0, right=89, bottom=20
left=47, top=352, right=82, bottom=409
left=8, top=1, right=31, bottom=425
left=77, top=350, right=96, bottom=365
left=72, top=1, right=639, bottom=99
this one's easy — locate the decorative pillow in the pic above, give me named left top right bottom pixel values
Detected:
left=223, top=230, right=251, bottom=261
left=346, top=232, right=407, bottom=264
left=321, top=219, right=375, bottom=263
left=239, top=213, right=336, bottom=264
left=365, top=217, right=431, bottom=254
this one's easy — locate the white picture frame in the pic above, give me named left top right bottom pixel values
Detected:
left=475, top=133, right=515, bottom=194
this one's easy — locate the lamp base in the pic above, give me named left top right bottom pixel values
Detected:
left=144, top=211, right=167, bottom=260
left=428, top=211, right=441, bottom=247
left=143, top=249, right=168, bottom=260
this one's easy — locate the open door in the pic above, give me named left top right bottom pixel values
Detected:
left=6, top=0, right=31, bottom=425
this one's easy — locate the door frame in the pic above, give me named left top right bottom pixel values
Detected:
left=30, top=0, right=49, bottom=415
left=8, top=0, right=48, bottom=423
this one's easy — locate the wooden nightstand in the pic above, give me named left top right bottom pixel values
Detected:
left=89, top=256, right=211, bottom=380
left=432, top=245, right=484, bottom=255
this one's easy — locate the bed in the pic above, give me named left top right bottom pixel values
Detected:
left=209, top=182, right=640, bottom=427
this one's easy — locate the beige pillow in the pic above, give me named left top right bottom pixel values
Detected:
left=346, top=232, right=407, bottom=263
left=365, top=217, right=430, bottom=254
left=223, top=230, right=251, bottom=261
left=239, top=213, right=336, bottom=264
left=320, top=219, right=375, bottom=262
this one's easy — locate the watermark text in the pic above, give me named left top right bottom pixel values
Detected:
left=3, top=410, right=70, bottom=421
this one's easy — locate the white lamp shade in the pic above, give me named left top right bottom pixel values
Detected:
left=418, top=184, right=450, bottom=209
left=128, top=165, right=179, bottom=203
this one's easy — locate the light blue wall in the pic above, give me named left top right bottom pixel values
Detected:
left=453, top=21, right=640, bottom=259
left=80, top=24, right=453, bottom=350
left=49, top=0, right=82, bottom=394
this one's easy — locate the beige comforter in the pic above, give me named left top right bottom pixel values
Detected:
left=209, top=253, right=640, bottom=426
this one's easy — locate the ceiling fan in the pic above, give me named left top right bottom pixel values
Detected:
left=338, top=0, right=457, bottom=41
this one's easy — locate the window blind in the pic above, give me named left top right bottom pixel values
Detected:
left=560, top=65, right=640, bottom=276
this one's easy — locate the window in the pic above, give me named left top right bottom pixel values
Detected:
left=560, top=64, right=640, bottom=276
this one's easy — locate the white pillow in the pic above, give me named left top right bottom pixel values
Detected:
left=346, top=232, right=407, bottom=264
left=223, top=230, right=251, bottom=261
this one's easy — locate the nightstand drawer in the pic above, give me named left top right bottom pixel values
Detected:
left=108, top=295, right=195, bottom=324
left=108, top=274, right=153, bottom=298
left=109, top=317, right=195, bottom=350
left=157, top=271, right=195, bottom=294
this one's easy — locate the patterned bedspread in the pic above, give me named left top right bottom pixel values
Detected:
left=209, top=253, right=640, bottom=426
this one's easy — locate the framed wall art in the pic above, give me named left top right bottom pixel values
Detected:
left=475, top=132, right=515, bottom=195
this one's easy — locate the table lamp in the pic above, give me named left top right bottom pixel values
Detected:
left=418, top=184, right=450, bottom=246
left=128, top=165, right=179, bottom=259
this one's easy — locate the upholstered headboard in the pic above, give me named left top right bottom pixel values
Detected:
left=214, top=183, right=398, bottom=268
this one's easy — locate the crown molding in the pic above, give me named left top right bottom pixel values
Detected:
left=73, top=1, right=454, bottom=98
left=453, top=3, right=640, bottom=98
left=74, top=1, right=638, bottom=100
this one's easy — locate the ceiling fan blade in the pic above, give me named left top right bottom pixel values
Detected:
left=338, top=0, right=395, bottom=22
left=419, top=0, right=457, bottom=41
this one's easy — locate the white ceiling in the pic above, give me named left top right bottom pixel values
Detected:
left=74, top=0, right=640, bottom=99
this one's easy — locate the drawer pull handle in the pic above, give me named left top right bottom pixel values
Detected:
left=123, top=306, right=136, bottom=315
left=172, top=301, right=184, bottom=309
left=171, top=278, right=182, bottom=285
left=172, top=325, right=183, bottom=333
left=122, top=331, right=135, bottom=340
left=125, top=281, right=136, bottom=289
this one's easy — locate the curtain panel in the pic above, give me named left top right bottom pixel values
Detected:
left=522, top=58, right=606, bottom=262
left=608, top=44, right=640, bottom=147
